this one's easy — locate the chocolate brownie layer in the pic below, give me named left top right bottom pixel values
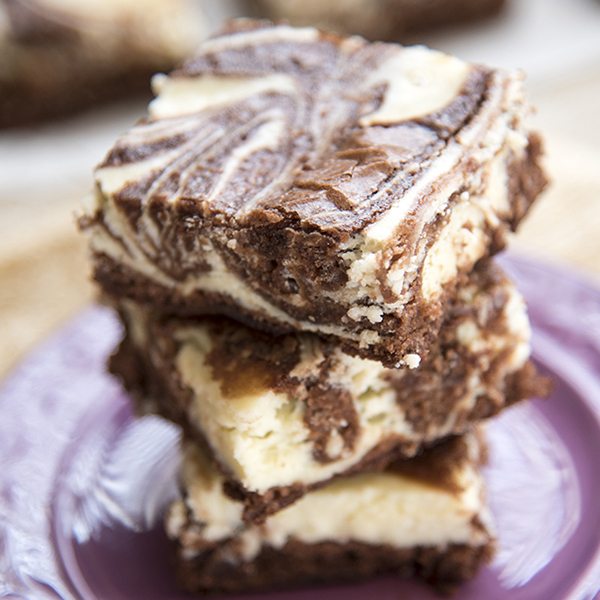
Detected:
left=82, top=20, right=546, bottom=367
left=167, top=432, right=494, bottom=593
left=251, top=0, right=506, bottom=41
left=110, top=261, right=549, bottom=523
left=174, top=538, right=493, bottom=594
left=0, top=0, right=204, bottom=128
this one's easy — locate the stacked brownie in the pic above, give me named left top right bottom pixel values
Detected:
left=0, top=0, right=204, bottom=128
left=250, top=0, right=506, bottom=41
left=81, top=20, right=548, bottom=594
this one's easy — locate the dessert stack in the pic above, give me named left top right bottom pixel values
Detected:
left=80, top=20, right=548, bottom=594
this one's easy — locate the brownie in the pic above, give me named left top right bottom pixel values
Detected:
left=0, top=0, right=204, bottom=128
left=166, top=431, right=495, bottom=593
left=81, top=19, right=546, bottom=367
left=250, top=0, right=506, bottom=41
left=109, top=260, right=549, bottom=523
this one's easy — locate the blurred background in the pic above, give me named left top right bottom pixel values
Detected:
left=1, top=0, right=599, bottom=377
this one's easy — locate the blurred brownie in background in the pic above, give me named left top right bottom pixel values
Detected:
left=250, top=0, right=506, bottom=41
left=82, top=20, right=545, bottom=368
left=0, top=0, right=205, bottom=128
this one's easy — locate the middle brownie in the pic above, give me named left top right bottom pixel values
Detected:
left=110, top=261, right=545, bottom=523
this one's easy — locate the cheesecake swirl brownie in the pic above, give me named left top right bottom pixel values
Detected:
left=82, top=20, right=546, bottom=366
left=0, top=0, right=204, bottom=127
left=166, top=431, right=494, bottom=593
left=110, top=261, right=547, bottom=523
left=251, top=0, right=506, bottom=41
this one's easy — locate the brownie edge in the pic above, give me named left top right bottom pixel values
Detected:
left=173, top=538, right=494, bottom=594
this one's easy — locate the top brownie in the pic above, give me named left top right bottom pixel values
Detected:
left=82, top=20, right=546, bottom=366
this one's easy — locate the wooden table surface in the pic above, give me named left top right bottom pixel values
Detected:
left=1, top=0, right=599, bottom=378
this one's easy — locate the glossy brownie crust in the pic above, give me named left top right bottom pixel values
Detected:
left=174, top=538, right=494, bottom=594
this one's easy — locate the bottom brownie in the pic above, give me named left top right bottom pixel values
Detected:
left=166, top=431, right=494, bottom=594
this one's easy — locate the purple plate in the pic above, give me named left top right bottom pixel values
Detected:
left=1, top=254, right=599, bottom=600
